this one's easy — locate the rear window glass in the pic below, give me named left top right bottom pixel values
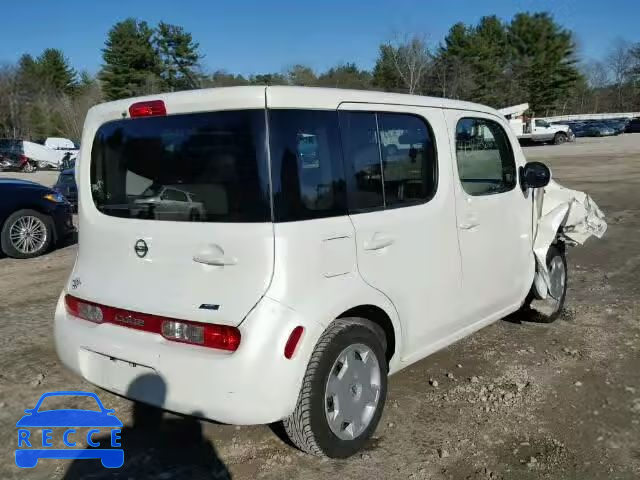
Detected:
left=90, top=110, right=270, bottom=222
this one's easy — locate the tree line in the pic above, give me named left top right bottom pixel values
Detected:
left=1, top=12, right=639, bottom=141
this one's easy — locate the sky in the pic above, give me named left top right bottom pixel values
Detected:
left=1, top=0, right=638, bottom=76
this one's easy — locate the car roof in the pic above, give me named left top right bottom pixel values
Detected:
left=90, top=85, right=501, bottom=118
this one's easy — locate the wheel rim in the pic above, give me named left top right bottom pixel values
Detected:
left=9, top=215, right=47, bottom=254
left=324, top=343, right=381, bottom=441
left=23, top=163, right=34, bottom=172
left=547, top=255, right=566, bottom=309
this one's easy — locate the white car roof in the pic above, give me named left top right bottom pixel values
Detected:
left=88, top=86, right=500, bottom=120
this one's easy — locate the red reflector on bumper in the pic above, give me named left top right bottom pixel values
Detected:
left=284, top=326, right=304, bottom=359
left=64, top=294, right=240, bottom=351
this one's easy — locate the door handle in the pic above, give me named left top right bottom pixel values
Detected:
left=363, top=234, right=394, bottom=251
left=193, top=244, right=237, bottom=266
left=458, top=222, right=480, bottom=230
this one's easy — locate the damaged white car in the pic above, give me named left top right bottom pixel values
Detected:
left=54, top=87, right=606, bottom=458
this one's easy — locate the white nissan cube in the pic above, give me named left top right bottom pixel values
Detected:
left=54, top=86, right=566, bottom=458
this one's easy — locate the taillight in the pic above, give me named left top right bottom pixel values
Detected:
left=284, top=326, right=304, bottom=359
left=162, top=320, right=241, bottom=351
left=64, top=295, right=240, bottom=352
left=129, top=100, right=166, bottom=118
left=65, top=295, right=104, bottom=324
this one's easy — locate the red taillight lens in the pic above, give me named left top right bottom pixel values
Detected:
left=284, top=326, right=304, bottom=359
left=64, top=295, right=240, bottom=352
left=65, top=295, right=104, bottom=324
left=161, top=320, right=241, bottom=351
left=129, top=100, right=166, bottom=118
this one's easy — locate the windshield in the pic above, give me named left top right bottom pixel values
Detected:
left=90, top=110, right=270, bottom=222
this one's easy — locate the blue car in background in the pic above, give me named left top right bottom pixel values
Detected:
left=15, top=391, right=124, bottom=468
left=53, top=167, right=78, bottom=210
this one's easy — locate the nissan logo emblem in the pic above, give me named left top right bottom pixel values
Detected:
left=134, top=239, right=148, bottom=258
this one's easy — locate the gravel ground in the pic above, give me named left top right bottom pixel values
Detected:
left=1, top=135, right=639, bottom=479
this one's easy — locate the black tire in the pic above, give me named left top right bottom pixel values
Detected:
left=283, top=318, right=388, bottom=458
left=0, top=209, right=53, bottom=259
left=522, top=244, right=567, bottom=323
left=554, top=132, right=567, bottom=145
left=21, top=161, right=37, bottom=173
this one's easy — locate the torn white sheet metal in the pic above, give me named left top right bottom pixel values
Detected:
left=532, top=180, right=607, bottom=299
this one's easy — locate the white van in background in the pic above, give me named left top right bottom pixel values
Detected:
left=54, top=86, right=567, bottom=458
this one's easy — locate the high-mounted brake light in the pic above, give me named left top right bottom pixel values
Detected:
left=129, top=100, right=166, bottom=118
left=64, top=295, right=241, bottom=352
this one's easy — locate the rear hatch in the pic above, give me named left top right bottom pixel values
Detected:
left=72, top=96, right=273, bottom=327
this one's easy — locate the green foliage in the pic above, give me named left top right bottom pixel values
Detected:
left=248, top=73, right=288, bottom=85
left=100, top=18, right=161, bottom=100
left=208, top=70, right=249, bottom=87
left=507, top=12, right=580, bottom=114
left=372, top=44, right=404, bottom=91
left=317, top=63, right=372, bottom=89
left=37, top=49, right=78, bottom=94
left=156, top=22, right=202, bottom=91
left=286, top=65, right=317, bottom=86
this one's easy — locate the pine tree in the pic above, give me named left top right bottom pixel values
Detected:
left=100, top=18, right=161, bottom=100
left=372, top=44, right=404, bottom=92
left=155, top=22, right=202, bottom=91
left=36, top=49, right=78, bottom=94
left=507, top=13, right=580, bottom=114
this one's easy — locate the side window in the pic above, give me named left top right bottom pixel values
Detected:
left=378, top=113, right=437, bottom=206
left=269, top=110, right=347, bottom=222
left=455, top=118, right=516, bottom=196
left=338, top=111, right=384, bottom=211
left=165, top=190, right=187, bottom=202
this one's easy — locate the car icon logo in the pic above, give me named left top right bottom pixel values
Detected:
left=134, top=239, right=148, bottom=258
left=15, top=391, right=124, bottom=469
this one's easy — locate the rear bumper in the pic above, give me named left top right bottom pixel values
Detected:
left=54, top=293, right=323, bottom=425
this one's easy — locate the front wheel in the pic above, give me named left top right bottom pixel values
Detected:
left=523, top=244, right=568, bottom=323
left=284, top=318, right=387, bottom=458
left=554, top=133, right=567, bottom=145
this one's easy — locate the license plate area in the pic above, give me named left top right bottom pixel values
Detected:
left=79, top=349, right=157, bottom=395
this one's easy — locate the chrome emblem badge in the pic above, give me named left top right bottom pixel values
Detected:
left=134, top=239, right=148, bottom=258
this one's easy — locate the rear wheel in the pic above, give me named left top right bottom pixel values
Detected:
left=1, top=209, right=52, bottom=259
left=284, top=318, right=387, bottom=458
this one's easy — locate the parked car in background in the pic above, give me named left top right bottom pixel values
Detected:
left=53, top=168, right=78, bottom=210
left=130, top=185, right=206, bottom=221
left=0, top=179, right=75, bottom=258
left=0, top=139, right=37, bottom=172
left=626, top=117, right=640, bottom=133
left=589, top=123, right=617, bottom=136
left=24, top=140, right=78, bottom=170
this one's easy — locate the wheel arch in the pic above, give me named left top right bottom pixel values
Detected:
left=336, top=304, right=397, bottom=367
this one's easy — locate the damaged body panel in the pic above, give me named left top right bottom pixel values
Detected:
left=532, top=179, right=607, bottom=299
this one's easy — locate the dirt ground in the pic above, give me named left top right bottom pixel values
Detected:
left=1, top=135, right=639, bottom=479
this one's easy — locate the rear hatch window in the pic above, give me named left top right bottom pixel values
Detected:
left=90, top=110, right=270, bottom=222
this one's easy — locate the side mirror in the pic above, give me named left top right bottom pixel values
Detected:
left=520, top=161, right=551, bottom=190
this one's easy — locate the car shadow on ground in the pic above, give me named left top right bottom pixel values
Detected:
left=63, top=374, right=232, bottom=479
